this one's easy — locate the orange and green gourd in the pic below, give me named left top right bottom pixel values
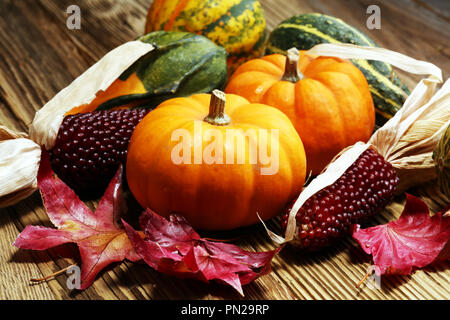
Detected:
left=67, top=31, right=228, bottom=115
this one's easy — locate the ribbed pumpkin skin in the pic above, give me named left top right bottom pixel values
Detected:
left=225, top=53, right=375, bottom=175
left=126, top=93, right=306, bottom=231
left=67, top=31, right=228, bottom=115
left=433, top=125, right=450, bottom=197
left=265, top=13, right=410, bottom=126
left=145, top=0, right=267, bottom=73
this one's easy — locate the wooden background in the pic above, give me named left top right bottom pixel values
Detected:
left=0, top=0, right=449, bottom=300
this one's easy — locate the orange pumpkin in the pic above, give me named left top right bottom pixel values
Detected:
left=225, top=48, right=375, bottom=175
left=126, top=90, right=306, bottom=230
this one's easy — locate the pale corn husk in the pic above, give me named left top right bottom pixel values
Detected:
left=0, top=126, right=41, bottom=208
left=264, top=43, right=449, bottom=244
left=307, top=43, right=443, bottom=80
left=0, top=41, right=154, bottom=208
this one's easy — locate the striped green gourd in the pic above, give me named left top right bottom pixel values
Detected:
left=266, top=13, right=410, bottom=126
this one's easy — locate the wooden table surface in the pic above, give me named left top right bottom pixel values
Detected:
left=0, top=0, right=449, bottom=300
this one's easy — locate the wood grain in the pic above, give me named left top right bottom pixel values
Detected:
left=0, top=0, right=449, bottom=300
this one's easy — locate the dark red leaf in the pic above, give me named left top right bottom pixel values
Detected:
left=123, top=209, right=281, bottom=296
left=352, top=194, right=450, bottom=275
left=14, top=151, right=139, bottom=289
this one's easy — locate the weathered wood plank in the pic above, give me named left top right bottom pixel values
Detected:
left=0, top=0, right=448, bottom=300
left=0, top=199, right=55, bottom=300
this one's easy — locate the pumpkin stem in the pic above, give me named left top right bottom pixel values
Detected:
left=204, top=90, right=231, bottom=126
left=282, top=47, right=304, bottom=82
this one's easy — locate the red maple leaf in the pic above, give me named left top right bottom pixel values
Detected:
left=13, top=151, right=140, bottom=289
left=352, top=194, right=450, bottom=275
left=123, top=209, right=281, bottom=296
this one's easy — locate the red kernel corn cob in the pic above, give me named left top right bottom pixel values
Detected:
left=281, top=148, right=400, bottom=251
left=49, top=109, right=149, bottom=195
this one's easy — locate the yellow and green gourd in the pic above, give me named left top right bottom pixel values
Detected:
left=266, top=13, right=410, bottom=126
left=145, top=0, right=267, bottom=74
left=433, top=125, right=450, bottom=197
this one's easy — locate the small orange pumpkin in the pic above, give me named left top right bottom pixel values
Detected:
left=126, top=90, right=306, bottom=230
left=225, top=48, right=375, bottom=175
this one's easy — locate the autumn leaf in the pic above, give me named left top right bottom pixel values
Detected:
left=13, top=151, right=140, bottom=289
left=123, top=209, right=281, bottom=296
left=352, top=194, right=450, bottom=275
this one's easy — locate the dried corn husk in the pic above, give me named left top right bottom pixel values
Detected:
left=0, top=126, right=41, bottom=207
left=264, top=43, right=449, bottom=244
left=0, top=41, right=154, bottom=208
left=433, top=124, right=450, bottom=198
left=371, top=78, right=450, bottom=192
